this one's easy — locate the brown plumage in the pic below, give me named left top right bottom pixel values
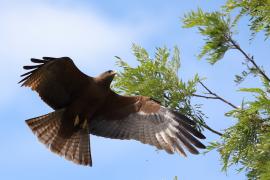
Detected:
left=20, top=57, right=206, bottom=166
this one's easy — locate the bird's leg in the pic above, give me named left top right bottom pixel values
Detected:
left=74, top=115, right=80, bottom=126
left=73, top=115, right=87, bottom=129
left=82, top=118, right=88, bottom=129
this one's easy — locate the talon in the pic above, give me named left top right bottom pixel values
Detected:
left=74, top=115, right=80, bottom=126
left=82, top=119, right=88, bottom=129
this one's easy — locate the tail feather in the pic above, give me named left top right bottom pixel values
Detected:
left=62, top=135, right=78, bottom=157
left=79, top=130, right=91, bottom=165
left=58, top=130, right=91, bottom=166
left=25, top=110, right=92, bottom=166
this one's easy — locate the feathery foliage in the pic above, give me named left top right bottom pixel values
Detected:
left=182, top=8, right=234, bottom=64
left=114, top=0, right=270, bottom=179
left=182, top=1, right=270, bottom=179
left=225, top=0, right=270, bottom=39
left=210, top=86, right=270, bottom=179
left=113, top=44, right=206, bottom=131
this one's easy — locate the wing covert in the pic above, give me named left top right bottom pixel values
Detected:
left=90, top=92, right=206, bottom=156
left=20, top=57, right=90, bottom=109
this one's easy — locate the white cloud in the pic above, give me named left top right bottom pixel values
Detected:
left=0, top=1, right=149, bottom=60
left=0, top=0, right=160, bottom=107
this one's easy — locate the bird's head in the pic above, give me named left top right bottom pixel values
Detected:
left=97, top=70, right=117, bottom=88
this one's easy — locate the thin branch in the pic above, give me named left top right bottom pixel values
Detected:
left=192, top=93, right=219, bottom=99
left=165, top=93, right=223, bottom=136
left=198, top=81, right=238, bottom=109
left=195, top=120, right=223, bottom=136
left=229, top=39, right=270, bottom=82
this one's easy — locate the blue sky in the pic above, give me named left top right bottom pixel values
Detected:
left=1, top=0, right=269, bottom=180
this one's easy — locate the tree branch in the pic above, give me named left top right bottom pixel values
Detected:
left=164, top=92, right=223, bottom=136
left=195, top=120, right=223, bottom=136
left=196, top=81, right=238, bottom=109
left=229, top=38, right=270, bottom=82
left=192, top=93, right=219, bottom=99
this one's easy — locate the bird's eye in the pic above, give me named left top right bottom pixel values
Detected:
left=108, top=70, right=113, bottom=73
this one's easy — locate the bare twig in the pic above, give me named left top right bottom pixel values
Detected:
left=195, top=81, right=238, bottom=109
left=195, top=121, right=223, bottom=136
left=229, top=39, right=270, bottom=82
left=192, top=93, right=219, bottom=99
left=164, top=92, right=223, bottom=136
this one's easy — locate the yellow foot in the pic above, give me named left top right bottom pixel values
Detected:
left=74, top=115, right=80, bottom=126
left=82, top=119, right=88, bottom=129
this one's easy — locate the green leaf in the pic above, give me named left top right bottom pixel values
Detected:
left=224, top=0, right=270, bottom=39
left=113, top=44, right=206, bottom=132
left=182, top=8, right=234, bottom=64
left=239, top=88, right=266, bottom=96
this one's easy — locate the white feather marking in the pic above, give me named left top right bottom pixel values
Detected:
left=158, top=131, right=174, bottom=153
left=168, top=123, right=179, bottom=133
left=165, top=128, right=177, bottom=139
left=137, top=111, right=148, bottom=116
left=160, top=107, right=179, bottom=126
left=160, top=131, right=170, bottom=145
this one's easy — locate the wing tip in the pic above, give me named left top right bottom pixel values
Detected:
left=170, top=111, right=196, bottom=126
left=199, top=133, right=206, bottom=139
left=42, top=56, right=72, bottom=61
left=30, top=58, right=46, bottom=63
left=42, top=57, right=55, bottom=60
left=193, top=129, right=206, bottom=140
left=19, top=58, right=47, bottom=85
left=198, top=143, right=206, bottom=149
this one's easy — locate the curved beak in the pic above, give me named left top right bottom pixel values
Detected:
left=111, top=71, right=117, bottom=76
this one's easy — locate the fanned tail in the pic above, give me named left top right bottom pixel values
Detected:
left=25, top=110, right=92, bottom=166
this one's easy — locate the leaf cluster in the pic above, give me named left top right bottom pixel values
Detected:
left=113, top=1, right=270, bottom=179
left=182, top=1, right=270, bottom=179
left=182, top=8, right=234, bottom=64
left=221, top=87, right=270, bottom=179
left=113, top=44, right=206, bottom=131
left=224, top=0, right=270, bottom=39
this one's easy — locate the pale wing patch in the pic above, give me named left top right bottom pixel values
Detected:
left=90, top=106, right=205, bottom=157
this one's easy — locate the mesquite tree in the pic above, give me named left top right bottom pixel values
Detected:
left=113, top=0, right=270, bottom=179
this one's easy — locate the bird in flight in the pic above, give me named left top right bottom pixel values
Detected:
left=20, top=57, right=206, bottom=166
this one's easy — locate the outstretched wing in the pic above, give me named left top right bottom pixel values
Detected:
left=90, top=91, right=206, bottom=156
left=19, top=57, right=90, bottom=110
